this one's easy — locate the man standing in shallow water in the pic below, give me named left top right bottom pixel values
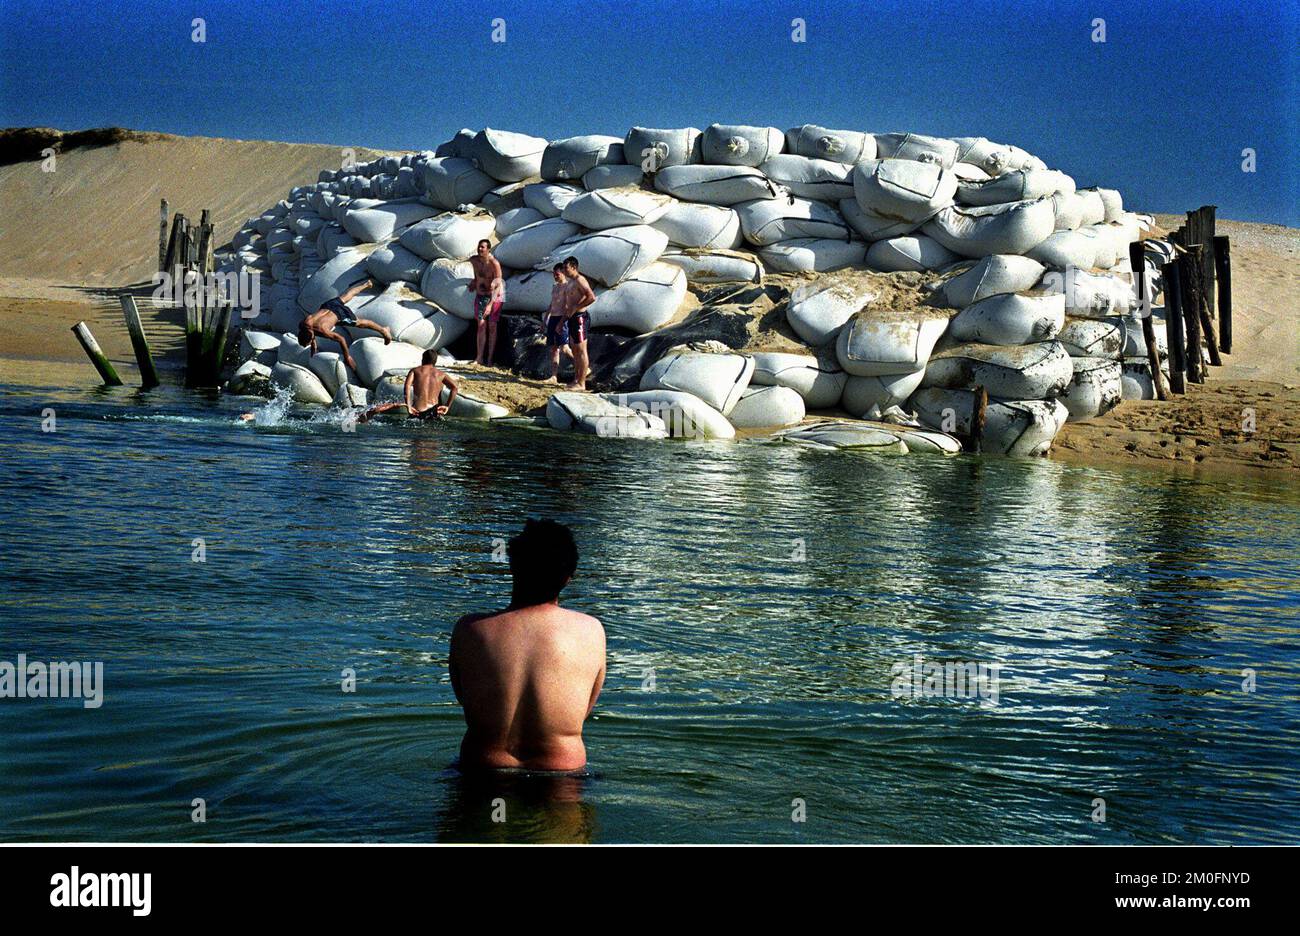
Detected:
left=450, top=520, right=605, bottom=773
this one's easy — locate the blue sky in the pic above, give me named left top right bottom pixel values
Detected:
left=1, top=0, right=1296, bottom=224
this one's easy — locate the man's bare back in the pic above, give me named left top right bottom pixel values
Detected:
left=407, top=364, right=451, bottom=414
left=451, top=605, right=604, bottom=772
left=449, top=520, right=605, bottom=773
left=358, top=354, right=459, bottom=422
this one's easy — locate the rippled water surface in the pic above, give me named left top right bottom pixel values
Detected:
left=1, top=377, right=1297, bottom=843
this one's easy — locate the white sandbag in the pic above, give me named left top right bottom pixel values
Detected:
left=701, top=124, right=785, bottom=167
left=444, top=385, right=510, bottom=419
left=758, top=155, right=855, bottom=201
left=786, top=278, right=876, bottom=346
left=495, top=218, right=581, bottom=269
left=435, top=129, right=476, bottom=159
left=400, top=212, right=496, bottom=261
left=421, top=157, right=497, bottom=209
left=1079, top=187, right=1123, bottom=223
left=541, top=225, right=669, bottom=286
left=546, top=392, right=669, bottom=439
left=418, top=259, right=477, bottom=319
left=1062, top=357, right=1122, bottom=421
left=840, top=370, right=927, bottom=417
left=1120, top=358, right=1160, bottom=400
left=921, top=340, right=1074, bottom=399
left=365, top=243, right=427, bottom=285
left=1050, top=190, right=1086, bottom=231
left=735, top=196, right=853, bottom=245
left=523, top=182, right=584, bottom=218
left=864, top=235, right=959, bottom=272
left=957, top=168, right=1074, bottom=206
left=923, top=198, right=1057, bottom=258
left=654, top=164, right=781, bottom=205
left=836, top=309, right=950, bottom=376
left=541, top=135, right=625, bottom=181
left=501, top=269, right=560, bottom=313
left=749, top=351, right=848, bottom=408
left=784, top=125, right=874, bottom=165
left=494, top=206, right=546, bottom=238
left=939, top=255, right=1045, bottom=307
left=852, top=159, right=958, bottom=223
left=1040, top=268, right=1135, bottom=317
left=624, top=127, right=702, bottom=170
left=949, top=291, right=1065, bottom=345
left=873, top=133, right=959, bottom=168
left=839, top=197, right=922, bottom=242
left=588, top=262, right=686, bottom=333
left=953, top=137, right=1027, bottom=176
left=1027, top=229, right=1098, bottom=269
left=349, top=337, right=425, bottom=388
left=582, top=164, right=645, bottom=190
left=469, top=128, right=547, bottom=182
left=482, top=181, right=528, bottom=205
left=561, top=187, right=674, bottom=229
left=759, top=238, right=866, bottom=273
left=728, top=385, right=806, bottom=428
left=1075, top=189, right=1106, bottom=227
left=912, top=388, right=1066, bottom=456
left=639, top=350, right=754, bottom=415
left=651, top=202, right=743, bottom=249
left=297, top=248, right=370, bottom=313
left=306, top=351, right=350, bottom=397
left=774, top=421, right=909, bottom=453
left=1055, top=316, right=1125, bottom=359
left=228, top=359, right=271, bottom=395
left=270, top=361, right=333, bottom=404
left=239, top=328, right=281, bottom=365
left=611, top=389, right=735, bottom=440
left=354, top=287, right=469, bottom=351
left=659, top=249, right=764, bottom=283
left=340, top=198, right=441, bottom=243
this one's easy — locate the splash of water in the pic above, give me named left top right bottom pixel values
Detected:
left=246, top=385, right=296, bottom=427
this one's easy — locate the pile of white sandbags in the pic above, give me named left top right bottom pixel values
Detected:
left=217, top=119, right=1152, bottom=453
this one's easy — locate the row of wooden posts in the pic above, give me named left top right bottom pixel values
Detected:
left=1134, top=204, right=1232, bottom=400
left=72, top=199, right=234, bottom=389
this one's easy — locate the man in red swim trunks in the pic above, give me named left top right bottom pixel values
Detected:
left=468, top=239, right=504, bottom=367
left=562, top=257, right=596, bottom=391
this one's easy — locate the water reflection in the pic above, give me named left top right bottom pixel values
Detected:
left=435, top=767, right=597, bottom=844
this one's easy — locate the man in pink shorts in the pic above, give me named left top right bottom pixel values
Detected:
left=468, top=239, right=504, bottom=366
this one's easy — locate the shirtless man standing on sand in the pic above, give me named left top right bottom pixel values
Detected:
left=297, top=276, right=392, bottom=372
left=468, top=240, right=504, bottom=367
left=358, top=350, right=460, bottom=422
left=562, top=257, right=597, bottom=391
left=450, top=519, right=606, bottom=773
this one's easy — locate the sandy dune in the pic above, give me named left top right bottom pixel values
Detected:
left=0, top=131, right=393, bottom=286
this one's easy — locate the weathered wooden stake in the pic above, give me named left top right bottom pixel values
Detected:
left=158, top=199, right=169, bottom=272
left=1214, top=234, right=1232, bottom=354
left=204, top=302, right=234, bottom=385
left=119, top=295, right=160, bottom=389
left=972, top=385, right=988, bottom=454
left=1161, top=261, right=1186, bottom=395
left=1179, top=249, right=1203, bottom=384
left=71, top=321, right=123, bottom=386
left=1129, top=241, right=1169, bottom=401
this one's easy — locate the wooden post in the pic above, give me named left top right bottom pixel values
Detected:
left=203, top=302, right=234, bottom=385
left=1129, top=241, right=1168, bottom=401
left=71, top=321, right=123, bottom=386
left=158, top=199, right=169, bottom=272
left=119, top=295, right=160, bottom=389
left=1162, top=261, right=1186, bottom=395
left=1197, top=206, right=1217, bottom=324
left=971, top=385, right=988, bottom=454
left=1179, top=249, right=1203, bottom=384
left=163, top=213, right=184, bottom=272
left=1214, top=234, right=1232, bottom=354
left=184, top=279, right=202, bottom=387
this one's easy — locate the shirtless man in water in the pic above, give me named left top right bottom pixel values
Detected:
left=297, top=276, right=392, bottom=372
left=358, top=350, right=459, bottom=422
left=450, top=519, right=606, bottom=773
